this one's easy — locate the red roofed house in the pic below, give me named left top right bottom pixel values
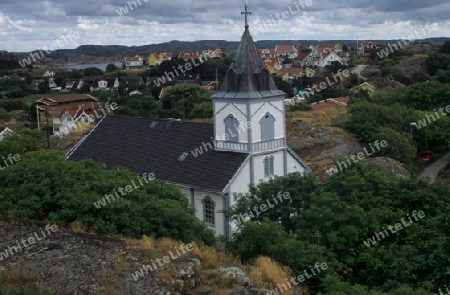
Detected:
left=312, top=43, right=346, bottom=67
left=34, top=94, right=105, bottom=132
left=361, top=41, right=378, bottom=55
left=125, top=55, right=144, bottom=69
left=276, top=67, right=304, bottom=82
left=263, top=57, right=282, bottom=74
left=258, top=48, right=276, bottom=58
left=179, top=51, right=202, bottom=61
left=275, top=45, right=298, bottom=60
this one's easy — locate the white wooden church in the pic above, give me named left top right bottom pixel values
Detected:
left=66, top=3, right=311, bottom=236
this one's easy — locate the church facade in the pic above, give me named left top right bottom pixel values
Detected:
left=66, top=4, right=311, bottom=237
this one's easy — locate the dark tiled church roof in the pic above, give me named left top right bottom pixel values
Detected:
left=212, top=27, right=285, bottom=99
left=66, top=116, right=249, bottom=191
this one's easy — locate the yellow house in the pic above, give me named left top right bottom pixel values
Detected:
left=149, top=52, right=172, bottom=66
left=276, top=68, right=304, bottom=82
left=351, top=82, right=377, bottom=96
left=206, top=48, right=224, bottom=58
left=263, top=58, right=282, bottom=74
left=303, top=68, right=316, bottom=78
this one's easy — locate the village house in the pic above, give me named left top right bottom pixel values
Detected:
left=361, top=41, right=378, bottom=55
left=125, top=55, right=144, bottom=69
left=149, top=52, right=172, bottom=66
left=276, top=67, right=304, bottom=82
left=179, top=51, right=202, bottom=61
left=52, top=108, right=95, bottom=137
left=206, top=48, right=224, bottom=58
left=65, top=16, right=311, bottom=237
left=275, top=45, right=298, bottom=60
left=350, top=81, right=377, bottom=96
left=263, top=57, right=282, bottom=74
left=34, top=94, right=103, bottom=131
left=258, top=48, right=276, bottom=58
left=0, top=127, right=14, bottom=141
left=311, top=43, right=346, bottom=67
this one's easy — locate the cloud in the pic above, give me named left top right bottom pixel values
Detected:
left=0, top=0, right=449, bottom=51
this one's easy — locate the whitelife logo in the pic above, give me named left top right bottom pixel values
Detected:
left=93, top=172, right=155, bottom=209
left=376, top=22, right=438, bottom=59
left=18, top=32, right=80, bottom=68
left=0, top=225, right=58, bottom=262
left=131, top=243, right=193, bottom=281
left=325, top=140, right=388, bottom=176
left=363, top=210, right=425, bottom=247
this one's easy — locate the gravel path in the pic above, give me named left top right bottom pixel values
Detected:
left=419, top=152, right=450, bottom=183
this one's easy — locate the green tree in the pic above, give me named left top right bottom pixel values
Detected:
left=271, top=74, right=294, bottom=97
left=440, top=41, right=450, bottom=54
left=0, top=107, right=10, bottom=122
left=226, top=165, right=449, bottom=294
left=0, top=150, right=216, bottom=245
left=83, top=67, right=104, bottom=77
left=188, top=101, right=213, bottom=119
left=78, top=82, right=91, bottom=94
left=161, top=83, right=213, bottom=118
left=0, top=128, right=42, bottom=157
left=106, top=63, right=119, bottom=72
left=38, top=80, right=50, bottom=94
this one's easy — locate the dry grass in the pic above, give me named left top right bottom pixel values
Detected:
left=0, top=267, right=35, bottom=288
left=96, top=254, right=132, bottom=295
left=288, top=107, right=348, bottom=129
left=191, top=242, right=240, bottom=270
left=125, top=234, right=155, bottom=251
left=248, top=256, right=293, bottom=294
left=69, top=221, right=96, bottom=234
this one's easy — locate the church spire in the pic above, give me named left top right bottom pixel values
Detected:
left=212, top=2, right=285, bottom=99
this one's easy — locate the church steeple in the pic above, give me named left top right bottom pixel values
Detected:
left=212, top=2, right=287, bottom=156
left=213, top=2, right=285, bottom=99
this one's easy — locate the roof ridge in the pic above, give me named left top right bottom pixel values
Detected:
left=65, top=115, right=108, bottom=159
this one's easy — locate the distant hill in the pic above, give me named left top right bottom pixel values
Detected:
left=9, top=37, right=450, bottom=58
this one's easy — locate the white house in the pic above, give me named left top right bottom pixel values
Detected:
left=125, top=56, right=144, bottom=69
left=0, top=127, right=14, bottom=141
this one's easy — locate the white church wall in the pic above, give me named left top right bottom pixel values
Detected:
left=249, top=99, right=285, bottom=143
left=228, top=157, right=252, bottom=207
left=214, top=101, right=249, bottom=143
left=252, top=150, right=286, bottom=183
left=286, top=152, right=307, bottom=175
left=178, top=186, right=225, bottom=236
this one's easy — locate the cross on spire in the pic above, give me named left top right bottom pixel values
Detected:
left=241, top=1, right=252, bottom=29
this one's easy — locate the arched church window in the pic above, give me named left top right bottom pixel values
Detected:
left=224, top=114, right=239, bottom=142
left=202, top=196, right=215, bottom=227
left=260, top=112, right=275, bottom=141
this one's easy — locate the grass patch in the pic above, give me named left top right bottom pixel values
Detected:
left=0, top=267, right=52, bottom=295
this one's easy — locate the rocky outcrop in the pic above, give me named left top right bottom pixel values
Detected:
left=367, top=157, right=412, bottom=179
left=287, top=121, right=411, bottom=180
left=0, top=225, right=299, bottom=295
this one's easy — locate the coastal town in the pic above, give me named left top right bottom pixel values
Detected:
left=0, top=1, right=450, bottom=294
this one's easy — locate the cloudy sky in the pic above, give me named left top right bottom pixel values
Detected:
left=0, top=0, right=449, bottom=52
